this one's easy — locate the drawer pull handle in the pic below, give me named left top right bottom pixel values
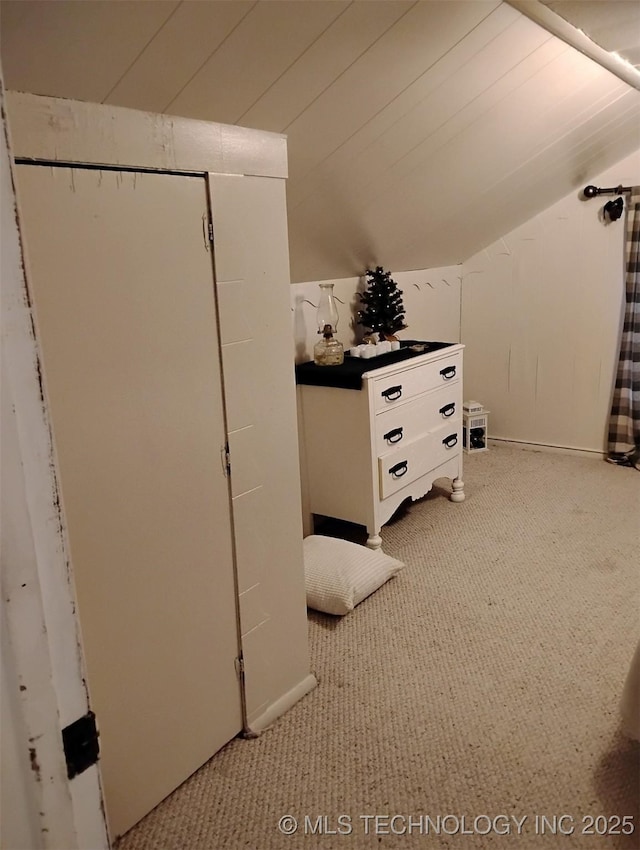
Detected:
left=443, top=433, right=458, bottom=449
left=383, top=427, right=404, bottom=444
left=389, top=461, right=408, bottom=479
left=439, top=402, right=456, bottom=418
left=381, top=385, right=403, bottom=402
left=440, top=365, right=457, bottom=380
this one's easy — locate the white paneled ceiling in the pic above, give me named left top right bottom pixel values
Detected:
left=1, top=0, right=639, bottom=282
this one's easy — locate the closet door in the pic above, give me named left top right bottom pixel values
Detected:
left=15, top=165, right=243, bottom=838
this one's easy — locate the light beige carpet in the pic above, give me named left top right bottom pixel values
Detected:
left=116, top=444, right=640, bottom=850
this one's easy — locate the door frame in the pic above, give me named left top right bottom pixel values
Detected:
left=1, top=83, right=109, bottom=850
left=2, top=88, right=291, bottom=847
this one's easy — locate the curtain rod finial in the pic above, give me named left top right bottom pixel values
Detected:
left=583, top=184, right=599, bottom=198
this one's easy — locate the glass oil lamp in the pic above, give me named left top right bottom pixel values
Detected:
left=313, top=283, right=344, bottom=366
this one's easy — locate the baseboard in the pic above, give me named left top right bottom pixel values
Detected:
left=244, top=673, right=318, bottom=736
left=489, top=437, right=605, bottom=459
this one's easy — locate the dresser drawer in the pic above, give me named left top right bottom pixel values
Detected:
left=377, top=422, right=461, bottom=499
left=372, top=353, right=460, bottom=412
left=374, top=384, right=460, bottom=455
left=298, top=343, right=464, bottom=548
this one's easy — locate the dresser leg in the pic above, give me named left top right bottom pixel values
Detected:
left=366, top=533, right=383, bottom=550
left=450, top=477, right=465, bottom=502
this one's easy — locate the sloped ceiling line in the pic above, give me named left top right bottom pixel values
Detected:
left=287, top=1, right=513, bottom=206
left=241, top=1, right=416, bottom=133
left=102, top=2, right=181, bottom=104
left=237, top=1, right=357, bottom=128
left=166, top=1, right=352, bottom=124
left=163, top=1, right=259, bottom=114
left=283, top=0, right=499, bottom=139
left=237, top=1, right=417, bottom=132
left=287, top=10, right=558, bottom=213
left=283, top=1, right=504, bottom=184
left=399, top=91, right=640, bottom=265
left=291, top=34, right=571, bottom=222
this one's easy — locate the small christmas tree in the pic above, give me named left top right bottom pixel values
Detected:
left=357, top=266, right=407, bottom=341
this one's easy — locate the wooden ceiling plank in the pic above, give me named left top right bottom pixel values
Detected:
left=166, top=1, right=349, bottom=124
left=287, top=2, right=522, bottom=209
left=397, top=97, right=639, bottom=264
left=476, top=97, right=640, bottom=213
left=284, top=1, right=501, bottom=182
left=290, top=34, right=568, bottom=239
left=287, top=50, right=633, bottom=280
left=288, top=102, right=639, bottom=282
left=413, top=62, right=620, bottom=205
left=289, top=11, right=550, bottom=211
left=416, top=99, right=640, bottom=271
left=354, top=58, right=626, bottom=250
left=331, top=41, right=596, bottom=217
left=105, top=2, right=256, bottom=113
left=379, top=87, right=637, bottom=270
left=2, top=0, right=637, bottom=285
left=0, top=0, right=179, bottom=103
left=240, top=1, right=414, bottom=133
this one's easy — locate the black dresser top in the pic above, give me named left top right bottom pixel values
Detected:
left=295, top=340, right=454, bottom=390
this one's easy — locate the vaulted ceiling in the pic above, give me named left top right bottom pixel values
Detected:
left=1, top=0, right=639, bottom=283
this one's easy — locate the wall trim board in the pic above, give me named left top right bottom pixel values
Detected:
left=244, top=673, right=318, bottom=736
left=1, top=83, right=109, bottom=850
left=5, top=91, right=288, bottom=178
left=489, top=437, right=605, bottom=459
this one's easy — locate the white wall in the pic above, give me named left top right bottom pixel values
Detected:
left=461, top=149, right=640, bottom=453
left=291, top=265, right=461, bottom=364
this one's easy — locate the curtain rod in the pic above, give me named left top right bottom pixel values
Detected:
left=583, top=184, right=632, bottom=198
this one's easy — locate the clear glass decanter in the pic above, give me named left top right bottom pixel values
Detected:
left=313, top=283, right=344, bottom=366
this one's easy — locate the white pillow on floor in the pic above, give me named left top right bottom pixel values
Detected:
left=303, top=534, right=404, bottom=616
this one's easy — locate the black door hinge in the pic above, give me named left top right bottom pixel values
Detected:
left=62, top=711, right=100, bottom=779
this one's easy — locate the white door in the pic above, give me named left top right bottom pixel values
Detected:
left=15, top=165, right=243, bottom=839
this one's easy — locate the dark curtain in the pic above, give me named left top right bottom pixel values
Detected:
left=608, top=188, right=640, bottom=469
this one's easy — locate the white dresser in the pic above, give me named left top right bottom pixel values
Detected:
left=297, top=342, right=465, bottom=549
